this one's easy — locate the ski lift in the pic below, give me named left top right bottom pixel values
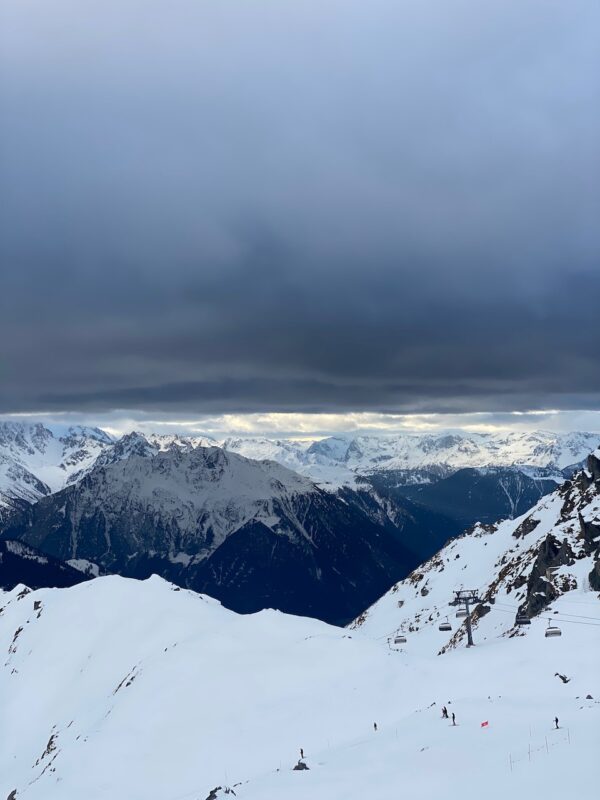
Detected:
left=439, top=617, right=452, bottom=632
left=455, top=609, right=468, bottom=619
left=394, top=635, right=407, bottom=644
left=516, top=615, right=531, bottom=626
left=545, top=620, right=562, bottom=638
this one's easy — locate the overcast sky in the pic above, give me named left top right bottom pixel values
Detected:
left=1, top=1, right=599, bottom=428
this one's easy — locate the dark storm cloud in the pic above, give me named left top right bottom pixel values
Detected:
left=1, top=0, right=599, bottom=414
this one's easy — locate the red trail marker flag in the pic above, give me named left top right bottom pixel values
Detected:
left=481, top=721, right=489, bottom=728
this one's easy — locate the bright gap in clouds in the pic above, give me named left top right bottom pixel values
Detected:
left=3, top=409, right=600, bottom=440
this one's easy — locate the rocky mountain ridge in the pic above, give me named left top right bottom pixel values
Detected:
left=221, top=429, right=600, bottom=486
left=0, top=423, right=112, bottom=518
left=2, top=423, right=598, bottom=515
left=352, top=450, right=600, bottom=652
left=1, top=446, right=435, bottom=623
left=2, top=423, right=598, bottom=620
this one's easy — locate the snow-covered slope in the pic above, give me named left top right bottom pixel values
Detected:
left=219, top=436, right=358, bottom=488
left=353, top=450, right=600, bottom=655
left=0, top=574, right=597, bottom=800
left=0, top=423, right=112, bottom=517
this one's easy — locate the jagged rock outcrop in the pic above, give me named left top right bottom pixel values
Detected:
left=519, top=534, right=576, bottom=618
left=352, top=449, right=600, bottom=649
left=585, top=450, right=600, bottom=483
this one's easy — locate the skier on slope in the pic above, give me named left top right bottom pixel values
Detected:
left=441, top=706, right=448, bottom=719
left=300, top=748, right=304, bottom=759
left=554, top=717, right=559, bottom=729
left=374, top=722, right=378, bottom=732
left=452, top=713, right=456, bottom=726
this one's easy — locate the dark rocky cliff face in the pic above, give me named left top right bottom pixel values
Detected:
left=583, top=452, right=600, bottom=591
left=513, top=451, right=600, bottom=621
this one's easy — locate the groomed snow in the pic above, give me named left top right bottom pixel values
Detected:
left=0, top=575, right=597, bottom=800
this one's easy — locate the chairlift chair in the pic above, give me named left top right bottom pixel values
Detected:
left=439, top=617, right=452, bottom=632
left=455, top=610, right=468, bottom=619
left=394, top=635, right=407, bottom=644
left=516, top=615, right=531, bottom=626
left=545, top=620, right=562, bottom=638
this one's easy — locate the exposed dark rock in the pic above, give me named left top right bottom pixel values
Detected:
left=578, top=514, right=600, bottom=556
left=513, top=515, right=541, bottom=540
left=518, top=534, right=576, bottom=619
left=586, top=452, right=600, bottom=484
left=589, top=560, right=600, bottom=592
left=512, top=574, right=528, bottom=590
left=474, top=604, right=491, bottom=619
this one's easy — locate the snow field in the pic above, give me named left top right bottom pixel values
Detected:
left=0, top=575, right=597, bottom=800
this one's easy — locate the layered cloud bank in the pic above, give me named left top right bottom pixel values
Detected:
left=1, top=0, right=599, bottom=415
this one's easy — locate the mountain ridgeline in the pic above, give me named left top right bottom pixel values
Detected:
left=1, top=422, right=600, bottom=623
left=372, top=466, right=558, bottom=527
left=1, top=446, right=453, bottom=623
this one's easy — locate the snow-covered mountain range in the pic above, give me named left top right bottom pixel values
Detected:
left=0, top=423, right=112, bottom=517
left=0, top=423, right=223, bottom=519
left=2, top=422, right=599, bottom=621
left=2, top=446, right=434, bottom=623
left=221, top=429, right=600, bottom=486
left=1, top=443, right=598, bottom=799
left=2, top=423, right=598, bottom=515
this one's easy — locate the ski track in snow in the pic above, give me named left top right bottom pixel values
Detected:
left=0, top=574, right=597, bottom=800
